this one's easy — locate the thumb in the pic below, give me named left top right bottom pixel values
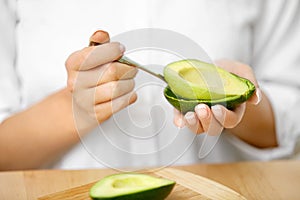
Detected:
left=248, top=88, right=262, bottom=105
left=89, top=30, right=110, bottom=46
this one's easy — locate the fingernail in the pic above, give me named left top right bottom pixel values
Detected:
left=211, top=105, right=223, bottom=118
left=92, top=30, right=101, bottom=37
left=119, top=43, right=126, bottom=53
left=195, top=104, right=208, bottom=118
left=254, top=88, right=262, bottom=105
left=185, top=112, right=197, bottom=126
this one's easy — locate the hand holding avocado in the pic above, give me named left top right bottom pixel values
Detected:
left=119, top=51, right=260, bottom=136
left=173, top=60, right=261, bottom=135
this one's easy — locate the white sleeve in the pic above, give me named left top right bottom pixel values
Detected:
left=228, top=0, right=300, bottom=160
left=0, top=0, right=21, bottom=123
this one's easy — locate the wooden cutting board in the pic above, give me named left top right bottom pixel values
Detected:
left=38, top=168, right=246, bottom=200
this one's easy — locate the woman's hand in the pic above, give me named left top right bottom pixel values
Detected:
left=173, top=60, right=261, bottom=135
left=65, top=30, right=138, bottom=134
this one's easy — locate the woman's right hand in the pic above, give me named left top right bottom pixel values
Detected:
left=65, top=30, right=138, bottom=133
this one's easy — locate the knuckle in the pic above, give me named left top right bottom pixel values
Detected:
left=96, top=105, right=113, bottom=122
left=65, top=48, right=92, bottom=71
left=77, top=47, right=90, bottom=67
left=96, top=64, right=109, bottom=83
left=67, top=78, right=74, bottom=92
left=65, top=52, right=77, bottom=70
left=105, top=62, right=117, bottom=80
left=109, top=81, right=119, bottom=92
left=108, top=62, right=117, bottom=75
left=128, top=79, right=135, bottom=90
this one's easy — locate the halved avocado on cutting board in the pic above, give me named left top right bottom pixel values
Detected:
left=89, top=173, right=175, bottom=200
left=163, top=59, right=255, bottom=113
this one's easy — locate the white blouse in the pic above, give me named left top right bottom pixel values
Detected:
left=1, top=0, right=300, bottom=169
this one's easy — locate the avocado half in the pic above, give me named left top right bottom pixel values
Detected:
left=163, top=59, right=255, bottom=113
left=89, top=173, right=175, bottom=200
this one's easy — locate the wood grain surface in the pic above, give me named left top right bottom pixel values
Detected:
left=38, top=168, right=246, bottom=200
left=0, top=161, right=300, bottom=200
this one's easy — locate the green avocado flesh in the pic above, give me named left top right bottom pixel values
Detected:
left=163, top=59, right=255, bottom=113
left=89, top=173, right=176, bottom=200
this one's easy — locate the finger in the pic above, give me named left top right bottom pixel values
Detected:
left=97, top=62, right=138, bottom=84
left=215, top=59, right=262, bottom=106
left=211, top=103, right=246, bottom=129
left=173, top=109, right=185, bottom=128
left=94, top=91, right=137, bottom=122
left=72, top=79, right=135, bottom=115
left=81, top=42, right=126, bottom=71
left=74, top=62, right=138, bottom=88
left=65, top=31, right=114, bottom=91
left=195, top=104, right=223, bottom=136
left=94, top=79, right=135, bottom=104
left=66, top=42, right=125, bottom=72
left=194, top=104, right=211, bottom=132
left=215, top=59, right=259, bottom=87
left=65, top=49, right=84, bottom=91
left=89, top=30, right=110, bottom=46
left=248, top=88, right=262, bottom=105
left=184, top=112, right=204, bottom=134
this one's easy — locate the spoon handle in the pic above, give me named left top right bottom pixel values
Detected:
left=119, top=56, right=166, bottom=82
left=89, top=41, right=165, bottom=82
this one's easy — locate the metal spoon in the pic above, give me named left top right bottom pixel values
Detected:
left=89, top=41, right=165, bottom=82
left=118, top=56, right=166, bottom=82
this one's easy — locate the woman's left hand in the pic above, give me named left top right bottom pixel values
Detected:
left=173, top=59, right=261, bottom=135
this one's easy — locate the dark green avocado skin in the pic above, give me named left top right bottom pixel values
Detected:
left=90, top=184, right=175, bottom=200
left=164, top=74, right=255, bottom=114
